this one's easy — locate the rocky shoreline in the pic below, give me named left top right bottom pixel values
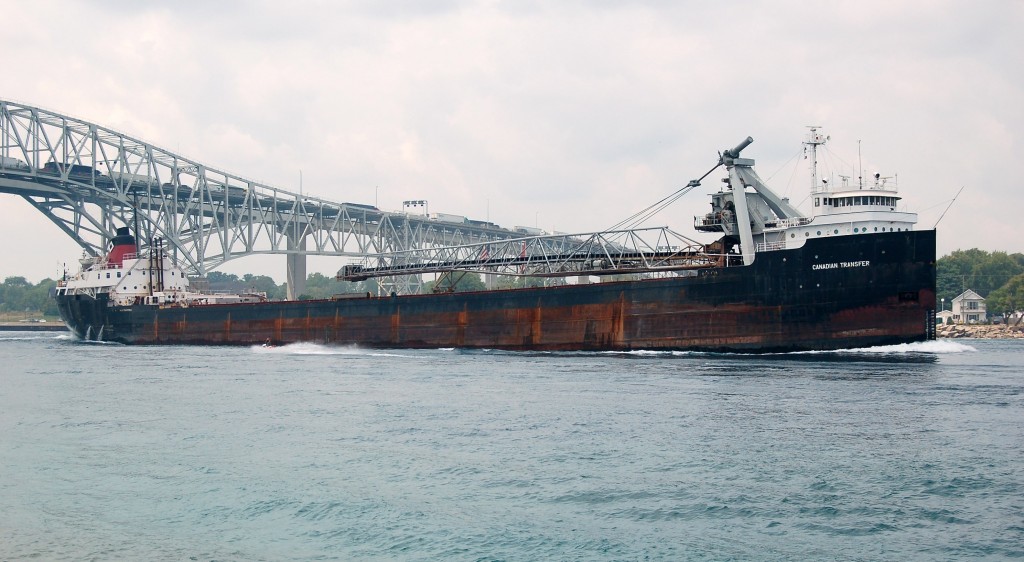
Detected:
left=937, top=323, right=1024, bottom=339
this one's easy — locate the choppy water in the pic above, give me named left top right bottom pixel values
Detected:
left=0, top=332, right=1021, bottom=561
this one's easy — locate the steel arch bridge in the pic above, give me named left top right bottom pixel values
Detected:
left=0, top=99, right=571, bottom=297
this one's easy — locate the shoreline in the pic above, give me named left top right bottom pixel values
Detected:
left=0, top=323, right=68, bottom=332
left=937, top=323, right=1024, bottom=339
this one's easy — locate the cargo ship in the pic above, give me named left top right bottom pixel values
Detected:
left=54, top=131, right=937, bottom=352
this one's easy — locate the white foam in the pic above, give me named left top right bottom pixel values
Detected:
left=797, top=339, right=977, bottom=355
left=251, top=342, right=416, bottom=357
left=600, top=349, right=675, bottom=357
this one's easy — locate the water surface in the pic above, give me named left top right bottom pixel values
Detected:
left=1, top=333, right=1021, bottom=560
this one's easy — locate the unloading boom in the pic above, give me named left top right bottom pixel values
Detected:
left=337, top=227, right=733, bottom=282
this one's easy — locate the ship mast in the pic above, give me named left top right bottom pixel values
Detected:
left=804, top=126, right=828, bottom=194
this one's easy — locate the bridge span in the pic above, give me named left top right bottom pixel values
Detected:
left=0, top=100, right=560, bottom=298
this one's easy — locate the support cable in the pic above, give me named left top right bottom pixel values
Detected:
left=606, top=162, right=722, bottom=232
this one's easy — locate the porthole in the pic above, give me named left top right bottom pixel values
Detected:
left=853, top=227, right=859, bottom=233
left=874, top=227, right=878, bottom=232
left=791, top=233, right=795, bottom=238
left=816, top=231, right=821, bottom=236
left=834, top=229, right=839, bottom=234
left=805, top=232, right=809, bottom=237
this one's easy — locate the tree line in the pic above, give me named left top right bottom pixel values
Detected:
left=937, top=249, right=1024, bottom=316
left=0, top=270, right=499, bottom=317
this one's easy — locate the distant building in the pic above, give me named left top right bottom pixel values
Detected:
left=936, top=310, right=955, bottom=325
left=951, top=289, right=986, bottom=324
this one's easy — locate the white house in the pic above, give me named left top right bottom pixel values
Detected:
left=951, top=289, right=986, bottom=324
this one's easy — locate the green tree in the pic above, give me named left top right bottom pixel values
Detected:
left=936, top=249, right=1024, bottom=304
left=206, top=271, right=240, bottom=286
left=421, top=272, right=486, bottom=293
left=494, top=275, right=547, bottom=289
left=242, top=274, right=286, bottom=300
left=987, top=273, right=1024, bottom=318
left=298, top=272, right=363, bottom=300
left=973, top=252, right=1024, bottom=297
left=937, top=249, right=988, bottom=304
left=0, top=276, right=59, bottom=317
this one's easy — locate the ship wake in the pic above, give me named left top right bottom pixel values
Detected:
left=795, top=339, right=977, bottom=355
left=250, top=342, right=417, bottom=357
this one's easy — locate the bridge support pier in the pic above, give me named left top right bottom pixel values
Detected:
left=286, top=233, right=307, bottom=300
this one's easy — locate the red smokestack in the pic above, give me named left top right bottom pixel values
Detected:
left=107, top=227, right=137, bottom=267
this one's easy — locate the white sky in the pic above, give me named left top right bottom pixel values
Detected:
left=2, top=0, right=1021, bottom=282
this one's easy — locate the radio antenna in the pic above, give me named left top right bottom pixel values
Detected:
left=933, top=186, right=964, bottom=228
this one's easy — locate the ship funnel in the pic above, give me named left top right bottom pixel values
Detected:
left=724, top=136, right=754, bottom=159
left=107, top=226, right=137, bottom=267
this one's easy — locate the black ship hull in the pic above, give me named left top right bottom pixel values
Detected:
left=55, top=230, right=937, bottom=353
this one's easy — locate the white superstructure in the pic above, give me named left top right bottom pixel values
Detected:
left=55, top=243, right=266, bottom=307
left=695, top=128, right=917, bottom=262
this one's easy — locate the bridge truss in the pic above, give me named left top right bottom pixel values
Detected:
left=0, top=100, right=536, bottom=296
left=0, top=100, right=717, bottom=297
